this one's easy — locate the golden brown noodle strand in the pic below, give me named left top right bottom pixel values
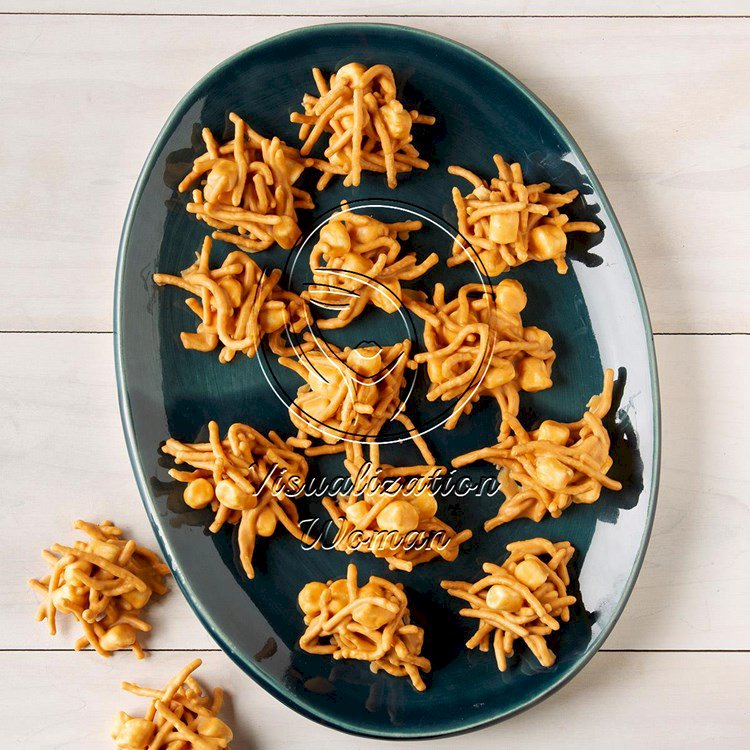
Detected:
left=298, top=565, right=430, bottom=691
left=442, top=539, right=576, bottom=672
left=153, top=237, right=309, bottom=364
left=453, top=369, right=620, bottom=528
left=305, top=205, right=433, bottom=330
left=161, top=421, right=315, bottom=579
left=448, top=155, right=600, bottom=274
left=181, top=112, right=312, bottom=252
left=29, top=522, right=169, bottom=659
left=293, top=64, right=433, bottom=189
left=320, top=436, right=471, bottom=570
left=409, top=280, right=553, bottom=436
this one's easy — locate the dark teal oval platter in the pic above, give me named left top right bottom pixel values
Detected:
left=114, top=23, right=660, bottom=739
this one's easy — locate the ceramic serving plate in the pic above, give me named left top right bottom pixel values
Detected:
left=115, top=23, right=660, bottom=739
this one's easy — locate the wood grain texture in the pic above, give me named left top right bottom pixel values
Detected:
left=0, top=15, right=748, bottom=332
left=3, top=8, right=749, bottom=747
left=2, top=333, right=748, bottom=651
left=2, top=2, right=748, bottom=16
left=2, top=651, right=748, bottom=748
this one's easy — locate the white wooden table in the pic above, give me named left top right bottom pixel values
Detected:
left=2, top=2, right=749, bottom=747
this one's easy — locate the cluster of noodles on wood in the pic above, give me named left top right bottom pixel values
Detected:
left=153, top=237, right=310, bottom=362
left=453, top=369, right=622, bottom=531
left=112, top=658, right=233, bottom=749
left=298, top=564, right=431, bottom=691
left=442, top=538, right=576, bottom=672
left=278, top=337, right=411, bottom=452
left=447, top=155, right=600, bottom=275
left=291, top=63, right=435, bottom=189
left=306, top=206, right=438, bottom=329
left=407, top=279, right=555, bottom=438
left=28, top=520, right=169, bottom=659
left=179, top=112, right=314, bottom=253
left=161, top=421, right=317, bottom=579
left=322, top=421, right=472, bottom=571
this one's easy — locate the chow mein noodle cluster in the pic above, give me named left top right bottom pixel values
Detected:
left=279, top=337, right=411, bottom=450
left=408, top=280, right=555, bottom=437
left=322, top=429, right=472, bottom=571
left=179, top=112, right=313, bottom=252
left=298, top=564, right=431, bottom=691
left=442, top=538, right=576, bottom=671
left=153, top=237, right=309, bottom=362
left=112, top=659, right=233, bottom=749
left=29, top=520, right=170, bottom=659
left=161, top=421, right=317, bottom=578
left=447, top=155, right=600, bottom=275
left=291, top=63, right=435, bottom=189
left=306, top=206, right=438, bottom=329
left=453, top=369, right=622, bottom=530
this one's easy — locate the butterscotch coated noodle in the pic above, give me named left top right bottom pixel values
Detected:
left=161, top=421, right=318, bottom=578
left=453, top=369, right=622, bottom=530
left=448, top=155, right=600, bottom=275
left=306, top=203, right=438, bottom=329
left=112, top=658, right=233, bottom=748
left=29, top=520, right=170, bottom=659
left=291, top=63, right=435, bottom=189
left=299, top=564, right=431, bottom=690
left=153, top=237, right=309, bottom=362
left=442, top=539, right=576, bottom=671
left=279, top=337, right=411, bottom=449
left=322, top=420, right=472, bottom=571
left=407, top=280, right=555, bottom=437
left=179, top=112, right=314, bottom=252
